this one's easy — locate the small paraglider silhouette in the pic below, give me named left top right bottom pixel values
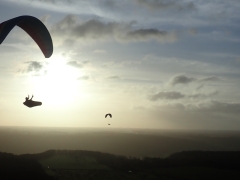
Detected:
left=105, top=113, right=112, bottom=118
left=23, top=95, right=42, bottom=108
left=105, top=113, right=112, bottom=125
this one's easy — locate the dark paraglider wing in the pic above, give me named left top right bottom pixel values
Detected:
left=105, top=113, right=112, bottom=118
left=23, top=100, right=42, bottom=108
left=105, top=113, right=112, bottom=126
left=0, top=15, right=53, bottom=58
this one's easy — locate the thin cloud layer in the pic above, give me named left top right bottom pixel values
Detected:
left=93, top=49, right=107, bottom=54
left=107, top=75, right=121, bottom=80
left=145, top=100, right=240, bottom=130
left=169, top=74, right=196, bottom=86
left=51, top=16, right=179, bottom=43
left=153, top=100, right=240, bottom=115
left=188, top=91, right=218, bottom=99
left=134, top=0, right=196, bottom=11
left=126, top=28, right=177, bottom=42
left=27, top=0, right=74, bottom=5
left=149, top=90, right=218, bottom=101
left=30, top=0, right=57, bottom=3
left=169, top=74, right=220, bottom=86
left=149, top=91, right=185, bottom=101
left=66, top=61, right=83, bottom=68
left=78, top=75, right=89, bottom=80
left=196, top=100, right=240, bottom=114
left=24, top=61, right=43, bottom=72
left=199, top=76, right=220, bottom=82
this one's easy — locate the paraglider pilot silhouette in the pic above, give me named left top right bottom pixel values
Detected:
left=23, top=95, right=42, bottom=108
left=105, top=113, right=112, bottom=125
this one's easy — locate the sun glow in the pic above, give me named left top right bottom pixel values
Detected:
left=29, top=55, right=84, bottom=107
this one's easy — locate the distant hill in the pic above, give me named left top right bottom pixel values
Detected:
left=19, top=149, right=240, bottom=171
left=0, top=152, right=55, bottom=180
left=1, top=150, right=240, bottom=180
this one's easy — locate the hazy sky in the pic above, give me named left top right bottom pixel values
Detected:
left=0, top=0, right=240, bottom=130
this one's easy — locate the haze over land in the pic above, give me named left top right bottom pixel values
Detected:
left=1, top=127, right=240, bottom=158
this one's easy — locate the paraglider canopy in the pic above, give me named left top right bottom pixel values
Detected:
left=23, top=95, right=42, bottom=108
left=105, top=114, right=112, bottom=125
left=0, top=15, right=53, bottom=58
left=105, top=113, right=112, bottom=118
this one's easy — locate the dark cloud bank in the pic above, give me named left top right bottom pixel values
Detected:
left=51, top=15, right=180, bottom=43
left=169, top=74, right=220, bottom=86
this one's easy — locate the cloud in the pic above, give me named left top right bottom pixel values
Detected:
left=169, top=74, right=220, bottom=86
left=32, top=0, right=56, bottom=3
left=188, top=91, right=218, bottom=99
left=199, top=76, right=220, bottom=82
left=24, top=61, right=43, bottom=72
left=196, top=84, right=204, bottom=90
left=133, top=106, right=146, bottom=111
left=134, top=0, right=196, bottom=11
left=77, top=75, right=89, bottom=80
left=69, top=19, right=130, bottom=39
left=125, top=29, right=177, bottom=42
left=144, top=99, right=240, bottom=129
left=51, top=15, right=78, bottom=37
left=82, top=60, right=90, bottom=64
left=27, top=0, right=74, bottom=4
left=66, top=61, right=83, bottom=68
left=51, top=16, right=179, bottom=43
left=188, top=93, right=206, bottom=99
left=147, top=100, right=240, bottom=129
left=193, top=100, right=240, bottom=115
left=153, top=100, right=240, bottom=115
left=40, top=14, right=51, bottom=24
left=107, top=75, right=121, bottom=80
left=188, top=28, right=198, bottom=35
left=169, top=74, right=196, bottom=86
left=101, top=0, right=117, bottom=8
left=149, top=90, right=218, bottom=101
left=149, top=91, right=185, bottom=101
left=93, top=49, right=107, bottom=54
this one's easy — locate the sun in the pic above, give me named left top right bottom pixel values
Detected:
left=29, top=55, right=83, bottom=108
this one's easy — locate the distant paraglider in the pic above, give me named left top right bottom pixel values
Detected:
left=105, top=113, right=112, bottom=118
left=0, top=15, right=53, bottom=58
left=105, top=113, right=112, bottom=125
left=23, top=95, right=42, bottom=108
